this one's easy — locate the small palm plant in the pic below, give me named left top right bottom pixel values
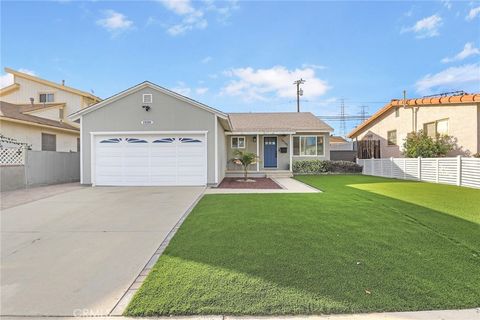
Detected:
left=231, top=150, right=259, bottom=181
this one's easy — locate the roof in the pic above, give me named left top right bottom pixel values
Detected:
left=69, top=81, right=229, bottom=121
left=330, top=135, right=348, bottom=143
left=4, top=67, right=101, bottom=102
left=18, top=103, right=65, bottom=113
left=0, top=83, right=20, bottom=96
left=0, top=101, right=79, bottom=132
left=348, top=93, right=480, bottom=138
left=228, top=112, right=333, bottom=133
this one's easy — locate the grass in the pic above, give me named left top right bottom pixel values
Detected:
left=125, top=175, right=480, bottom=316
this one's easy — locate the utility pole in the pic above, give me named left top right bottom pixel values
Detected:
left=340, top=98, right=346, bottom=137
left=293, top=78, right=305, bottom=112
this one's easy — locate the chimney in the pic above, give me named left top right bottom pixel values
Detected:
left=62, top=80, right=65, bottom=86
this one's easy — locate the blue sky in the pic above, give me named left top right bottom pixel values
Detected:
left=1, top=0, right=480, bottom=135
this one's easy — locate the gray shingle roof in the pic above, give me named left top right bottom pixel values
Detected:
left=228, top=112, right=333, bottom=132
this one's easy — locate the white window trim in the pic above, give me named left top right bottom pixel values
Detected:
left=231, top=136, right=246, bottom=149
left=142, top=93, right=153, bottom=104
left=39, top=92, right=55, bottom=103
left=293, top=135, right=325, bottom=157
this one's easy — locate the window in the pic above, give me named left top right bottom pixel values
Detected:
left=293, top=136, right=324, bottom=156
left=387, top=130, right=397, bottom=145
left=395, top=107, right=400, bottom=117
left=39, top=93, right=54, bottom=103
left=423, top=119, right=448, bottom=138
left=231, top=136, right=245, bottom=149
left=77, top=138, right=80, bottom=152
left=41, top=133, right=56, bottom=151
left=436, top=119, right=449, bottom=135
left=142, top=94, right=153, bottom=103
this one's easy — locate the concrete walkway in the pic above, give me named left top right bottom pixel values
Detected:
left=1, top=186, right=204, bottom=316
left=0, top=308, right=477, bottom=319
left=205, top=177, right=320, bottom=194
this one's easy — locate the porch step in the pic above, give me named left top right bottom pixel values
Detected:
left=225, top=172, right=266, bottom=178
left=265, top=171, right=293, bottom=178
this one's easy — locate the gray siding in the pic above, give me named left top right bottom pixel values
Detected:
left=81, top=87, right=221, bottom=185
left=217, top=121, right=226, bottom=183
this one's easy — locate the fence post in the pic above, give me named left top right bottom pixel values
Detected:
left=436, top=158, right=439, bottom=183
left=457, top=155, right=462, bottom=186
left=417, top=157, right=422, bottom=181
left=390, top=157, right=393, bottom=178
left=403, top=158, right=406, bottom=179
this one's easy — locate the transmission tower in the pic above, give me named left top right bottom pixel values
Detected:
left=359, top=105, right=368, bottom=125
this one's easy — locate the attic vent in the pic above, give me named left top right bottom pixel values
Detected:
left=143, top=94, right=153, bottom=104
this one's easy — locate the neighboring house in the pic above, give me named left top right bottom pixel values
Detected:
left=329, top=135, right=353, bottom=150
left=348, top=93, right=480, bottom=158
left=0, top=68, right=101, bottom=152
left=329, top=135, right=356, bottom=162
left=69, top=81, right=333, bottom=186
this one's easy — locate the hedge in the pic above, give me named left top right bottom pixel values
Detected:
left=292, top=159, right=363, bottom=174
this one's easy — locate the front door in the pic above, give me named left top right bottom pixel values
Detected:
left=264, top=137, right=277, bottom=168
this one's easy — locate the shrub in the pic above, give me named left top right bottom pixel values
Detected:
left=403, top=130, right=455, bottom=158
left=292, top=160, right=362, bottom=174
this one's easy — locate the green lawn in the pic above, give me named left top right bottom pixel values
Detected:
left=126, top=175, right=480, bottom=316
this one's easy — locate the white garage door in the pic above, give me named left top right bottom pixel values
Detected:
left=93, top=133, right=206, bottom=186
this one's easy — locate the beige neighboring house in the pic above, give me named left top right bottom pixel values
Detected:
left=348, top=93, right=480, bottom=157
left=0, top=68, right=101, bottom=152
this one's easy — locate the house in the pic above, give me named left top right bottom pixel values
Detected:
left=69, top=81, right=333, bottom=186
left=0, top=68, right=101, bottom=152
left=347, top=93, right=480, bottom=158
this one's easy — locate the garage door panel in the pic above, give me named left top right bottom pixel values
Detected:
left=94, top=134, right=206, bottom=186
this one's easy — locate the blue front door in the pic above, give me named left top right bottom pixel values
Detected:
left=264, top=137, right=277, bottom=168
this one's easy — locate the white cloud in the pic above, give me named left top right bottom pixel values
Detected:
left=158, top=0, right=238, bottom=35
left=196, top=87, right=209, bottom=95
left=401, top=14, right=442, bottom=38
left=221, top=65, right=330, bottom=101
left=0, top=69, right=36, bottom=88
left=466, top=6, right=480, bottom=20
left=159, top=0, right=195, bottom=15
left=96, top=10, right=133, bottom=33
left=301, top=63, right=327, bottom=70
left=201, top=56, right=212, bottom=64
left=415, top=63, right=480, bottom=94
left=171, top=81, right=191, bottom=96
left=159, top=0, right=207, bottom=36
left=442, top=42, right=480, bottom=63
left=441, top=0, right=452, bottom=10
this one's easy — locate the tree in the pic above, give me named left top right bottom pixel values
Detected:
left=231, top=150, right=259, bottom=181
left=403, top=130, right=455, bottom=158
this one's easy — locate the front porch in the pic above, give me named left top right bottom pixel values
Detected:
left=226, top=133, right=294, bottom=177
left=224, top=132, right=329, bottom=179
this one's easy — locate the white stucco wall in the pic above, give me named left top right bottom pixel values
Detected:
left=355, top=104, right=479, bottom=157
left=2, top=76, right=88, bottom=126
left=0, top=120, right=79, bottom=152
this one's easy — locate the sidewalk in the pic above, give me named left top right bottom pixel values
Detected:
left=0, top=308, right=477, bottom=320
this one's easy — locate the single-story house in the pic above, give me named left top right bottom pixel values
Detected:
left=70, top=81, right=333, bottom=186
left=348, top=93, right=480, bottom=158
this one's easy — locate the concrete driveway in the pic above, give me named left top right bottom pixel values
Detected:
left=1, top=186, right=204, bottom=316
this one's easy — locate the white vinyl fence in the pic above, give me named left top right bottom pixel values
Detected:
left=357, top=156, right=480, bottom=189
